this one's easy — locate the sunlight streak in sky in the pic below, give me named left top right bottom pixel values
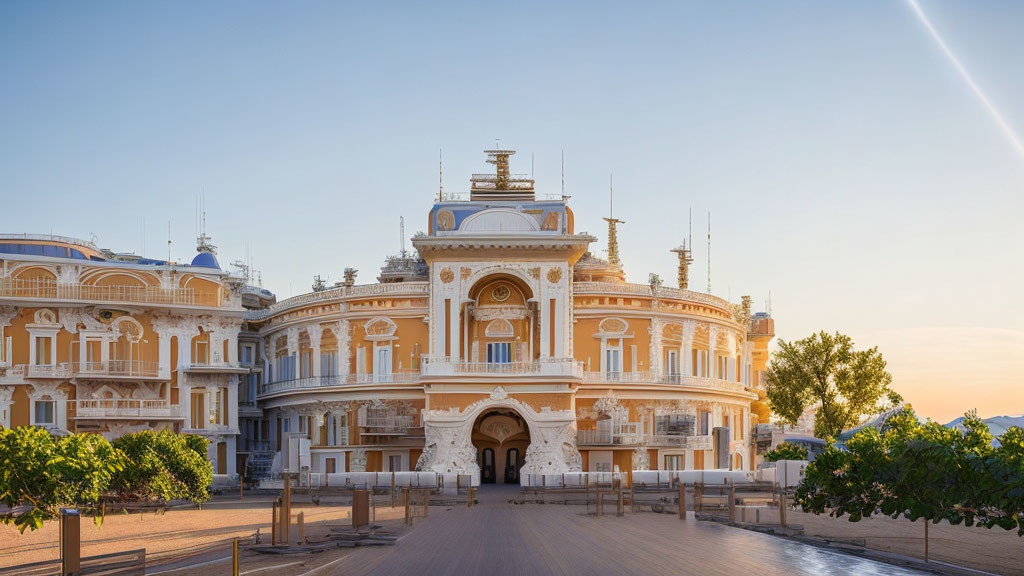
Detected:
left=907, top=0, right=1024, bottom=160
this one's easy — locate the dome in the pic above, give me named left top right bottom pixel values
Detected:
left=190, top=252, right=220, bottom=268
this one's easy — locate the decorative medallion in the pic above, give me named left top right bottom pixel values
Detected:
left=491, top=284, right=511, bottom=302
left=546, top=267, right=562, bottom=284
left=439, top=267, right=455, bottom=283
left=599, top=317, right=627, bottom=334
left=541, top=211, right=559, bottom=231
left=436, top=210, right=455, bottom=231
left=461, top=267, right=472, bottom=280
left=528, top=267, right=541, bottom=280
left=489, top=386, right=509, bottom=401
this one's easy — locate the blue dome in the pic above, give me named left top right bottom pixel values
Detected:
left=190, top=252, right=220, bottom=268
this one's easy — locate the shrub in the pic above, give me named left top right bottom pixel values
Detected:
left=110, top=430, right=212, bottom=504
left=764, top=442, right=809, bottom=462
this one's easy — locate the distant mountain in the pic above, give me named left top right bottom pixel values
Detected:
left=945, top=415, right=1024, bottom=446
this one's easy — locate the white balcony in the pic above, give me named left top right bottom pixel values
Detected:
left=577, top=428, right=643, bottom=446
left=184, top=362, right=249, bottom=374
left=75, top=360, right=165, bottom=380
left=20, top=363, right=73, bottom=379
left=71, top=398, right=182, bottom=420
left=421, top=356, right=583, bottom=379
left=582, top=370, right=750, bottom=393
left=0, top=277, right=215, bottom=307
left=257, top=371, right=422, bottom=397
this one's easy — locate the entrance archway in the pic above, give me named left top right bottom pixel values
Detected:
left=471, top=409, right=530, bottom=485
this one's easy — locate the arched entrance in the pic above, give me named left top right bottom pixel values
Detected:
left=471, top=408, right=530, bottom=485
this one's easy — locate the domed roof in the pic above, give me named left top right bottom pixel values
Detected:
left=191, top=252, right=220, bottom=269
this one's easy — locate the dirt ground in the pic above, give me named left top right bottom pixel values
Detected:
left=745, top=507, right=1024, bottom=575
left=0, top=494, right=412, bottom=575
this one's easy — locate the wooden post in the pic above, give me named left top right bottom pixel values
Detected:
left=630, top=480, right=636, bottom=514
left=679, top=484, right=686, bottom=521
left=779, top=489, right=787, bottom=528
left=617, top=479, right=624, bottom=517
left=297, top=512, right=305, bottom=545
left=695, top=483, right=703, bottom=514
left=596, top=488, right=603, bottom=517
left=423, top=489, right=429, bottom=518
left=404, top=488, right=411, bottom=525
left=232, top=537, right=239, bottom=576
left=391, top=472, right=396, bottom=508
left=924, top=520, right=929, bottom=563
left=271, top=500, right=279, bottom=545
left=240, top=475, right=244, bottom=501
left=59, top=509, right=80, bottom=576
left=728, top=484, right=736, bottom=525
left=281, top=476, right=292, bottom=544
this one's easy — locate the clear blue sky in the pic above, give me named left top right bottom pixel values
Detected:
left=2, top=1, right=1022, bottom=422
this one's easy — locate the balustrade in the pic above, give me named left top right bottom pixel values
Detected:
left=71, top=398, right=180, bottom=419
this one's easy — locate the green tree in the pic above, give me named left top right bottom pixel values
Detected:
left=110, top=430, right=212, bottom=504
left=796, top=408, right=1024, bottom=536
left=0, top=427, right=124, bottom=532
left=765, top=331, right=901, bottom=439
left=764, top=442, right=809, bottom=462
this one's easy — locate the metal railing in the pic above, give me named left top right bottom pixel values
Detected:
left=0, top=277, right=214, bottom=306
left=72, top=398, right=180, bottom=419
left=577, top=429, right=644, bottom=445
left=573, top=281, right=735, bottom=309
left=362, top=415, right=414, bottom=432
left=246, top=282, right=429, bottom=321
left=258, top=371, right=422, bottom=396
left=76, top=360, right=161, bottom=378
left=421, top=356, right=584, bottom=378
left=22, top=363, right=73, bottom=378
left=581, top=370, right=749, bottom=393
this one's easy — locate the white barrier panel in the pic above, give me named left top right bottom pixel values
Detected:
left=776, top=460, right=807, bottom=488
left=520, top=472, right=626, bottom=488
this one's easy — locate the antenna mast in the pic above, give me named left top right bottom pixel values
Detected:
left=706, top=212, right=712, bottom=293
left=438, top=148, right=443, bottom=201
left=167, top=221, right=172, bottom=263
left=561, top=150, right=565, bottom=197
left=399, top=216, right=406, bottom=258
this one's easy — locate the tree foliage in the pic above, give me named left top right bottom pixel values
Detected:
left=765, top=331, right=901, bottom=439
left=111, top=430, right=212, bottom=503
left=0, top=427, right=124, bottom=532
left=796, top=408, right=1024, bottom=536
left=764, top=442, right=809, bottom=462
left=0, top=428, right=212, bottom=532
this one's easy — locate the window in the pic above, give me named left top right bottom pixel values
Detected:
left=604, top=348, right=621, bottom=379
left=374, top=347, right=392, bottom=381
left=194, top=339, right=209, bottom=365
left=34, top=336, right=52, bottom=365
left=666, top=350, right=679, bottom=376
left=486, top=342, right=512, bottom=364
left=655, top=414, right=695, bottom=436
left=34, top=400, right=55, bottom=425
left=321, top=351, right=338, bottom=376
left=241, top=344, right=254, bottom=366
left=699, top=411, right=711, bottom=436
left=389, top=455, right=402, bottom=472
left=664, top=455, right=683, bottom=471
left=190, top=391, right=206, bottom=429
left=325, top=458, right=337, bottom=474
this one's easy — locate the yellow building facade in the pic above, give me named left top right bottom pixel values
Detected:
left=245, top=150, right=775, bottom=483
left=0, top=234, right=250, bottom=476
left=0, top=150, right=773, bottom=484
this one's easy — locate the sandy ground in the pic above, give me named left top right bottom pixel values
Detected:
left=0, top=494, right=411, bottom=575
left=742, top=507, right=1024, bottom=575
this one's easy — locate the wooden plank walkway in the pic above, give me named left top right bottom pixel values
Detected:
left=340, top=485, right=928, bottom=576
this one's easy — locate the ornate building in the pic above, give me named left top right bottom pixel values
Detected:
left=0, top=233, right=256, bottom=476
left=243, top=150, right=775, bottom=483
left=0, top=150, right=774, bottom=484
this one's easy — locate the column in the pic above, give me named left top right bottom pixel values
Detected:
left=449, top=301, right=461, bottom=362
left=309, top=327, right=322, bottom=378
left=227, top=381, right=239, bottom=430
left=708, top=326, right=717, bottom=379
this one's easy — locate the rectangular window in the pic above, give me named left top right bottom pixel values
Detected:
left=325, top=458, right=337, bottom=474
left=374, top=347, right=393, bottom=381
left=34, top=400, right=55, bottom=425
left=699, top=410, right=711, bottom=436
left=655, top=414, right=695, bottom=436
left=190, top=391, right=205, bottom=429
left=664, top=455, right=683, bottom=471
left=194, top=339, right=209, bottom=365
left=666, top=350, right=679, bottom=378
left=321, top=351, right=338, bottom=377
left=486, top=342, right=512, bottom=364
left=241, top=344, right=254, bottom=365
left=389, top=455, right=402, bottom=472
left=34, top=336, right=52, bottom=365
left=605, top=348, right=621, bottom=379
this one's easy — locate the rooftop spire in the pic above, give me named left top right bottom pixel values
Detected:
left=469, top=149, right=535, bottom=201
left=602, top=174, right=624, bottom=265
left=670, top=239, right=694, bottom=290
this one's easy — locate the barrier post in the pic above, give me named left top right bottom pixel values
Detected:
left=924, top=520, right=929, bottom=563
left=271, top=500, right=278, bottom=545
left=617, top=479, right=624, bottom=517
left=240, top=475, right=244, bottom=501
left=679, top=484, right=686, bottom=521
left=232, top=538, right=239, bottom=576
left=391, top=472, right=396, bottom=508
left=779, top=489, right=787, bottom=528
left=695, top=483, right=703, bottom=514
left=297, top=512, right=305, bottom=544
left=59, top=508, right=81, bottom=576
left=404, top=488, right=411, bottom=526
left=281, top=476, right=292, bottom=545
left=728, top=484, right=736, bottom=525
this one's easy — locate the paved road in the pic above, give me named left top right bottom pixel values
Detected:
left=339, top=485, right=929, bottom=576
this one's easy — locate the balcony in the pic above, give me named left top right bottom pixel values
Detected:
left=257, top=371, right=422, bottom=397
left=0, top=277, right=223, bottom=307
left=360, top=414, right=415, bottom=435
left=75, top=360, right=165, bottom=380
left=184, top=362, right=249, bottom=374
left=577, top=428, right=643, bottom=446
left=581, top=371, right=750, bottom=394
left=71, top=398, right=182, bottom=420
left=648, top=434, right=714, bottom=450
left=18, top=363, right=73, bottom=379
left=421, top=356, right=583, bottom=379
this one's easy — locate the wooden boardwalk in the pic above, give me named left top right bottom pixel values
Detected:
left=340, top=485, right=928, bottom=576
